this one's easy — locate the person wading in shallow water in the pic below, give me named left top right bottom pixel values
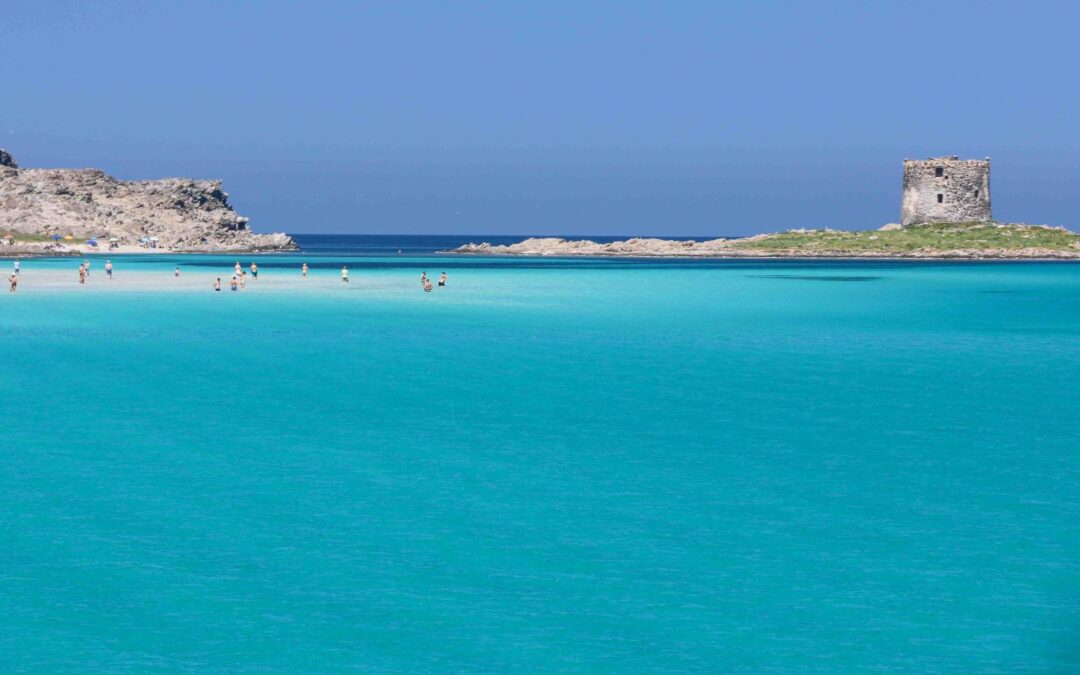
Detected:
left=439, top=272, right=447, bottom=287
left=213, top=278, right=221, bottom=292
left=251, top=262, right=258, bottom=280
left=105, top=260, right=113, bottom=279
left=302, top=263, right=308, bottom=278
left=8, top=273, right=16, bottom=292
left=78, top=264, right=86, bottom=285
left=341, top=266, right=349, bottom=283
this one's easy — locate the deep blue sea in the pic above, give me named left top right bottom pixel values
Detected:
left=2, top=235, right=1080, bottom=672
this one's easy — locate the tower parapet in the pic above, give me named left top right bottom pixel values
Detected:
left=901, top=156, right=991, bottom=225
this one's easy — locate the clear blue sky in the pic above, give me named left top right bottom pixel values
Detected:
left=3, top=0, right=1079, bottom=235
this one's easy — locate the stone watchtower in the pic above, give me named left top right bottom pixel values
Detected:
left=901, top=156, right=991, bottom=225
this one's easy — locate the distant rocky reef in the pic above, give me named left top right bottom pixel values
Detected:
left=0, top=149, right=295, bottom=252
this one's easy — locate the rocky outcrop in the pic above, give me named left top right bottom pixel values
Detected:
left=451, top=236, right=745, bottom=257
left=447, top=226, right=1080, bottom=260
left=0, top=149, right=295, bottom=251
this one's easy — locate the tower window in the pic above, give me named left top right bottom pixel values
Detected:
left=937, top=194, right=944, bottom=203
left=935, top=167, right=944, bottom=177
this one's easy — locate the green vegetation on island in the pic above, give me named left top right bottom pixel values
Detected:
left=451, top=222, right=1080, bottom=259
left=732, top=222, right=1080, bottom=256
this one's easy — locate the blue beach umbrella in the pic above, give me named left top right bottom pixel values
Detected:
left=51, top=234, right=61, bottom=242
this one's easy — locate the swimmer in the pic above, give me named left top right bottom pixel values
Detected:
left=234, top=261, right=242, bottom=276
left=341, top=266, right=350, bottom=283
left=251, top=262, right=258, bottom=279
left=105, top=260, right=113, bottom=279
left=438, top=272, right=447, bottom=287
left=13, top=259, right=20, bottom=275
left=423, top=278, right=433, bottom=293
left=175, top=267, right=181, bottom=278
left=83, top=260, right=91, bottom=278
left=78, top=264, right=86, bottom=285
left=302, top=263, right=309, bottom=278
left=240, top=270, right=247, bottom=288
left=230, top=276, right=238, bottom=291
left=420, top=271, right=427, bottom=285
left=213, top=277, right=222, bottom=292
left=8, top=273, right=16, bottom=292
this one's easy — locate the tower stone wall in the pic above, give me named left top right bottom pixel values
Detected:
left=901, top=156, right=991, bottom=225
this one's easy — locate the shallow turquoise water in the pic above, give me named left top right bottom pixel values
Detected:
left=3, top=255, right=1080, bottom=672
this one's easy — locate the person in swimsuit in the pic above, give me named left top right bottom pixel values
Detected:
left=13, top=259, right=20, bottom=275
left=8, top=273, right=16, bottom=292
left=438, top=272, right=447, bottom=287
left=420, top=271, right=427, bottom=286
left=214, top=277, right=221, bottom=291
left=423, top=278, right=433, bottom=293
left=83, top=260, right=91, bottom=278
left=230, top=276, right=238, bottom=291
left=240, top=271, right=247, bottom=288
left=251, top=262, right=258, bottom=279
left=78, top=264, right=86, bottom=284
left=105, top=260, right=113, bottom=279
left=175, top=267, right=181, bottom=278
left=302, top=263, right=308, bottom=278
left=234, top=262, right=242, bottom=276
left=341, top=266, right=350, bottom=283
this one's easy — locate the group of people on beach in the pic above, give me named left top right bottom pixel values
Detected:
left=73, top=259, right=115, bottom=285
left=419, top=271, right=447, bottom=292
left=5, top=258, right=451, bottom=294
left=214, top=261, right=260, bottom=292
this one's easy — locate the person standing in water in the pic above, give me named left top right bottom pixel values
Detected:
left=420, top=271, right=427, bottom=286
left=175, top=267, right=181, bottom=278
left=213, top=277, right=221, bottom=291
left=240, top=270, right=248, bottom=288
left=230, top=276, right=238, bottom=291
left=234, top=261, right=242, bottom=276
left=302, top=263, right=308, bottom=278
left=84, top=260, right=91, bottom=278
left=78, top=264, right=86, bottom=284
left=438, top=272, right=447, bottom=287
left=341, top=266, right=350, bottom=283
left=251, top=262, right=258, bottom=280
left=423, top=278, right=433, bottom=293
left=13, top=259, right=20, bottom=276
left=105, top=260, right=113, bottom=279
left=8, top=273, right=16, bottom=292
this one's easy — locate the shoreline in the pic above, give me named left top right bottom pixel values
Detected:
left=0, top=244, right=297, bottom=258
left=441, top=228, right=1080, bottom=261
left=441, top=249, right=1080, bottom=261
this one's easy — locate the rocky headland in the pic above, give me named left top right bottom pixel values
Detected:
left=0, top=149, right=295, bottom=254
left=447, top=222, right=1080, bottom=260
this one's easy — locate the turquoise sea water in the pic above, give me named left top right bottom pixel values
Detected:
left=2, top=248, right=1080, bottom=672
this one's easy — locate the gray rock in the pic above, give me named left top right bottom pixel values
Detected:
left=0, top=152, right=295, bottom=251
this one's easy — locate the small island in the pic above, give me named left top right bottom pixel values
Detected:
left=447, top=222, right=1080, bottom=260
left=448, top=157, right=1080, bottom=260
left=0, top=149, right=296, bottom=255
